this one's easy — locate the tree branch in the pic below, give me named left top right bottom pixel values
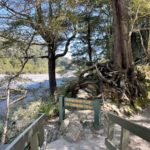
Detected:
left=9, top=90, right=27, bottom=106
left=129, top=4, right=140, bottom=38
left=7, top=33, right=35, bottom=86
left=0, top=55, right=48, bottom=59
left=0, top=1, right=30, bottom=18
left=55, top=31, right=76, bottom=59
left=0, top=32, right=35, bottom=144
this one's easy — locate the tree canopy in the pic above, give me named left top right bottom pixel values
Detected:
left=0, top=0, right=150, bottom=97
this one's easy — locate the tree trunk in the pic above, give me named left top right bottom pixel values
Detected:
left=87, top=19, right=92, bottom=62
left=112, top=0, right=133, bottom=70
left=147, top=17, right=150, bottom=60
left=1, top=88, right=10, bottom=144
left=48, top=44, right=56, bottom=97
left=148, top=31, right=150, bottom=58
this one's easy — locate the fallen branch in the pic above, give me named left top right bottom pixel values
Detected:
left=9, top=90, right=27, bottom=105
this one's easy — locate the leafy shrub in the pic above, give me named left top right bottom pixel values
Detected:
left=134, top=97, right=150, bottom=111
left=58, top=77, right=78, bottom=96
left=39, top=97, right=59, bottom=117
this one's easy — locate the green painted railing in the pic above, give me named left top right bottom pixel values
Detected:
left=59, top=95, right=103, bottom=128
left=105, top=113, right=150, bottom=150
left=5, top=113, right=45, bottom=150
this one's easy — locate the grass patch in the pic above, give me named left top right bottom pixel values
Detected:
left=39, top=97, right=59, bottom=117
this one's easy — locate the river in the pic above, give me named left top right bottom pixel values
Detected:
left=0, top=72, right=75, bottom=115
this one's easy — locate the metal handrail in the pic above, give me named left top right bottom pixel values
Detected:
left=5, top=113, right=45, bottom=150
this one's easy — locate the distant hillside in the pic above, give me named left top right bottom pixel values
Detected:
left=0, top=39, right=73, bottom=74
left=0, top=56, right=73, bottom=74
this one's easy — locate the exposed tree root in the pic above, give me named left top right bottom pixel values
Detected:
left=66, top=61, right=146, bottom=106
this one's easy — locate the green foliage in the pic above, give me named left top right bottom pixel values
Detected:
left=71, top=0, right=111, bottom=65
left=131, top=65, right=150, bottom=111
left=58, top=77, right=78, bottom=97
left=131, top=30, right=149, bottom=62
left=56, top=66, right=66, bottom=74
left=0, top=56, right=72, bottom=74
left=39, top=97, right=59, bottom=117
left=131, top=0, right=150, bottom=15
left=0, top=58, right=48, bottom=74
left=134, top=97, right=150, bottom=111
left=137, top=65, right=150, bottom=79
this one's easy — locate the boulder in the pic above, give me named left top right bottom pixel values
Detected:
left=65, top=120, right=84, bottom=142
left=60, top=118, right=70, bottom=133
left=60, top=113, right=84, bottom=142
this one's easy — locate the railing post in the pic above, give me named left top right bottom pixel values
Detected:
left=105, top=118, right=115, bottom=150
left=107, top=120, right=114, bottom=141
left=93, top=99, right=100, bottom=128
left=38, top=121, right=45, bottom=147
left=30, top=133, right=39, bottom=150
left=120, top=127, right=129, bottom=150
left=59, top=95, right=65, bottom=123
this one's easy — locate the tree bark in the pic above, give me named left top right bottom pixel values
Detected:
left=112, top=0, right=133, bottom=70
left=147, top=17, right=150, bottom=60
left=87, top=19, right=92, bottom=62
left=148, top=31, right=150, bottom=58
left=1, top=89, right=10, bottom=144
left=48, top=44, right=56, bottom=96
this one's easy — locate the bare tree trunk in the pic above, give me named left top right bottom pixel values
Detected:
left=48, top=44, right=56, bottom=97
left=147, top=17, right=150, bottom=60
left=0, top=34, right=33, bottom=144
left=112, top=0, right=133, bottom=70
left=87, top=19, right=92, bottom=62
left=148, top=31, right=150, bottom=58
left=1, top=88, right=10, bottom=144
